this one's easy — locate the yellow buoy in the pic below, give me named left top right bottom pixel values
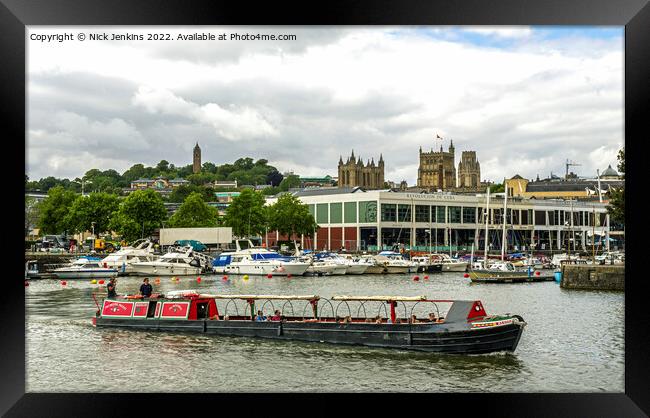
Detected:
left=90, top=279, right=97, bottom=284
left=243, top=275, right=249, bottom=280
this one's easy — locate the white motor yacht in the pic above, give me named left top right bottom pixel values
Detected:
left=376, top=251, right=418, bottom=274
left=100, top=239, right=159, bottom=274
left=212, top=246, right=310, bottom=276
left=52, top=257, right=118, bottom=279
left=129, top=246, right=202, bottom=276
left=430, top=253, right=469, bottom=272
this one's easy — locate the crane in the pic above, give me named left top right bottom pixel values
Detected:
left=565, top=159, right=581, bottom=179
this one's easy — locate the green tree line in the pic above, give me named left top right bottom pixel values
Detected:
left=33, top=186, right=317, bottom=243
left=25, top=157, right=290, bottom=197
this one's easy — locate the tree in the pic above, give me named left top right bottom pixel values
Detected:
left=489, top=183, right=505, bottom=193
left=63, top=192, right=120, bottom=235
left=607, top=148, right=625, bottom=224
left=266, top=169, right=284, bottom=187
left=267, top=194, right=318, bottom=242
left=279, top=174, right=301, bottom=191
left=156, top=160, right=170, bottom=173
left=168, top=184, right=215, bottom=203
left=37, top=186, right=78, bottom=234
left=223, top=189, right=267, bottom=237
left=167, top=192, right=219, bottom=228
left=109, top=189, right=167, bottom=242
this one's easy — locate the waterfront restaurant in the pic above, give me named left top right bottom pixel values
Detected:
left=264, top=188, right=612, bottom=253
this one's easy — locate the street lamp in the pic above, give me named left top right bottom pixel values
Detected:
left=91, top=222, right=96, bottom=239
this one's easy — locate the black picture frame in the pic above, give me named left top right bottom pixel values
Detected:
left=2, top=0, right=648, bottom=416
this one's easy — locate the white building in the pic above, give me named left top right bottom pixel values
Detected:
left=264, top=188, right=611, bottom=252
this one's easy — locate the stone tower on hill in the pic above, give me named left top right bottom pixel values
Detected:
left=193, top=142, right=201, bottom=174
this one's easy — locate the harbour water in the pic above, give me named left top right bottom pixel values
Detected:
left=25, top=272, right=624, bottom=392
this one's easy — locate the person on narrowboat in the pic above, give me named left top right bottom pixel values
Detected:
left=410, top=314, right=419, bottom=324
left=270, top=310, right=282, bottom=321
left=139, top=278, right=153, bottom=298
left=107, top=278, right=117, bottom=298
left=428, top=312, right=437, bottom=322
left=255, top=310, right=267, bottom=321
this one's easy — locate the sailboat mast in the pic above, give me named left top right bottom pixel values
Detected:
left=501, top=188, right=508, bottom=261
left=484, top=187, right=490, bottom=268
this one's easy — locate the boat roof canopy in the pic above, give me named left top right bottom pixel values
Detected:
left=197, top=294, right=320, bottom=301
left=331, top=295, right=428, bottom=302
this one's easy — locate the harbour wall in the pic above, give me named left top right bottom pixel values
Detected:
left=560, top=265, right=624, bottom=291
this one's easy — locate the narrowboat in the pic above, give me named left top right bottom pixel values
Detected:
left=92, top=292, right=526, bottom=354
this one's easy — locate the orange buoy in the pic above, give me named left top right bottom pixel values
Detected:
left=267, top=274, right=273, bottom=279
left=413, top=276, right=420, bottom=281
left=287, top=274, right=292, bottom=278
left=61, top=280, right=67, bottom=286
left=535, top=271, right=541, bottom=276
left=424, top=275, right=429, bottom=280
left=98, top=279, right=105, bottom=284
left=222, top=275, right=228, bottom=281
left=197, top=277, right=202, bottom=283
left=463, top=273, right=470, bottom=278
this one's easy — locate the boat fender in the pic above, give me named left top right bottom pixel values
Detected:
left=277, top=322, right=283, bottom=337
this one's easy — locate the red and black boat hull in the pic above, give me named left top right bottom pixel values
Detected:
left=94, top=317, right=524, bottom=354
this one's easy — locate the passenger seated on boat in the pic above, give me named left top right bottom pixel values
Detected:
left=428, top=313, right=437, bottom=322
left=254, top=310, right=267, bottom=321
left=340, top=316, right=352, bottom=324
left=365, top=318, right=373, bottom=323
left=375, top=316, right=383, bottom=324
left=410, top=315, right=418, bottom=324
left=224, top=315, right=230, bottom=321
left=395, top=318, right=403, bottom=324
left=270, top=310, right=282, bottom=321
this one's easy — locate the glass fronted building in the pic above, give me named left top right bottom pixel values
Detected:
left=264, top=188, right=612, bottom=253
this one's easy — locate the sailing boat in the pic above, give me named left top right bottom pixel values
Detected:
left=468, top=188, right=552, bottom=283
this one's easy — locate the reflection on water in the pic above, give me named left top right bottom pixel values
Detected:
left=25, top=273, right=624, bottom=392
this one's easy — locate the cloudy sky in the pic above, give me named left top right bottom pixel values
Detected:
left=27, top=26, right=623, bottom=184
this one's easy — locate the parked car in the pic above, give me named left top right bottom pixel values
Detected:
left=174, top=240, right=207, bottom=252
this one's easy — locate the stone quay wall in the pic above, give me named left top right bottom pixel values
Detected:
left=560, top=265, right=624, bottom=291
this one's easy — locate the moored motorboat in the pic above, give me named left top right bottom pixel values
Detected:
left=377, top=251, right=418, bottom=274
left=92, top=293, right=526, bottom=354
left=52, top=257, right=118, bottom=279
left=100, top=239, right=159, bottom=275
left=411, top=256, right=443, bottom=273
left=430, top=253, right=469, bottom=272
left=212, top=247, right=310, bottom=276
left=129, top=246, right=202, bottom=276
left=468, top=261, right=554, bottom=283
